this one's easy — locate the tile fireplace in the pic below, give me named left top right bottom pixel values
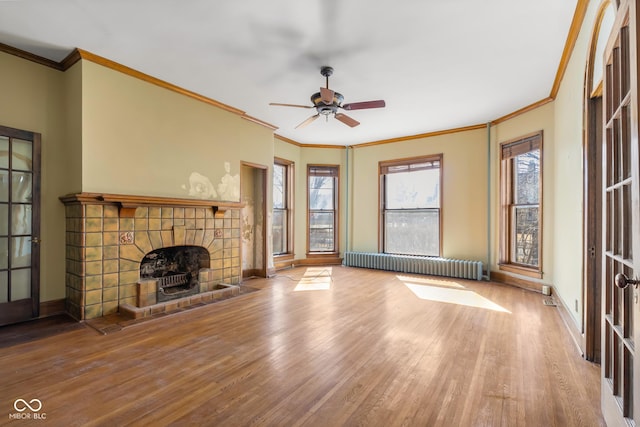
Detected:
left=60, top=193, right=243, bottom=320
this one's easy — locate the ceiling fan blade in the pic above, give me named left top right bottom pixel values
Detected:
left=295, top=114, right=320, bottom=129
left=269, top=102, right=314, bottom=109
left=342, top=100, right=386, bottom=110
left=320, top=87, right=334, bottom=104
left=335, top=113, right=360, bottom=128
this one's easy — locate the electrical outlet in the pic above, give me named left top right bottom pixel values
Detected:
left=575, top=299, right=579, bottom=312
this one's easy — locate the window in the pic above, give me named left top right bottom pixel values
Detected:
left=500, top=131, right=543, bottom=277
left=380, top=155, right=441, bottom=256
left=308, top=165, right=338, bottom=253
left=272, top=158, right=293, bottom=256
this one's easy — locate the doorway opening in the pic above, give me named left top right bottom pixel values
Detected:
left=241, top=162, right=267, bottom=278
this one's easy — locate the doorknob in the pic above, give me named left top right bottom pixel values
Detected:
left=615, top=273, right=640, bottom=289
left=30, top=237, right=40, bottom=245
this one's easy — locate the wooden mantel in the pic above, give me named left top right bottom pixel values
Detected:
left=59, top=192, right=244, bottom=218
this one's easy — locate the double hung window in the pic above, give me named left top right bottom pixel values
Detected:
left=308, top=165, right=338, bottom=253
left=380, top=155, right=441, bottom=257
left=500, top=132, right=543, bottom=276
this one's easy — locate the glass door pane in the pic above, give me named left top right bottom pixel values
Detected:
left=601, top=10, right=639, bottom=424
left=0, top=136, right=33, bottom=303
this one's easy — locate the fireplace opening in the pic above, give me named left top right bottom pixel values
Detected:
left=140, top=245, right=210, bottom=303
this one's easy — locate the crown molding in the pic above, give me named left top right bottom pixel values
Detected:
left=59, top=48, right=82, bottom=70
left=0, top=42, right=63, bottom=70
left=274, top=134, right=345, bottom=149
left=550, top=0, right=590, bottom=98
left=491, top=97, right=554, bottom=125
left=351, top=124, right=487, bottom=148
left=241, top=114, right=278, bottom=130
left=275, top=135, right=303, bottom=147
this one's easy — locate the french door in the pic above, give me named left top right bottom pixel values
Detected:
left=0, top=125, right=41, bottom=326
left=601, top=1, right=640, bottom=424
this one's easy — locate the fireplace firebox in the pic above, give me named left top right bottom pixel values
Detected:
left=140, top=245, right=210, bottom=303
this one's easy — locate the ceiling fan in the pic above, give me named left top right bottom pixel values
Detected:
left=269, top=66, right=386, bottom=129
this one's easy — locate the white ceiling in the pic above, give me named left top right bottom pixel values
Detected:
left=0, top=0, right=578, bottom=146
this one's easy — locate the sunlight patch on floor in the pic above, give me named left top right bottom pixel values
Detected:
left=399, top=276, right=511, bottom=313
left=294, top=267, right=333, bottom=291
left=396, top=275, right=465, bottom=289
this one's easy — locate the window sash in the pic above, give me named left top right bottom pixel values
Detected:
left=513, top=149, right=540, bottom=205
left=383, top=208, right=440, bottom=256
left=309, top=211, right=335, bottom=252
left=384, top=168, right=440, bottom=209
left=272, top=208, right=287, bottom=255
left=308, top=184, right=334, bottom=210
left=509, top=205, right=539, bottom=267
left=273, top=163, right=286, bottom=210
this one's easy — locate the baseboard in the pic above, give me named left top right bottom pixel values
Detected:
left=39, top=299, right=66, bottom=318
left=491, top=271, right=585, bottom=357
left=490, top=270, right=544, bottom=293
left=273, top=256, right=295, bottom=271
left=297, top=257, right=343, bottom=266
left=273, top=257, right=343, bottom=271
left=552, top=287, right=585, bottom=357
left=242, top=269, right=263, bottom=278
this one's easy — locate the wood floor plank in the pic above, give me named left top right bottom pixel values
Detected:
left=0, top=267, right=604, bottom=426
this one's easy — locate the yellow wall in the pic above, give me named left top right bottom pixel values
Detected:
left=0, top=52, right=82, bottom=301
left=351, top=129, right=489, bottom=262
left=81, top=61, right=274, bottom=201
left=551, top=0, right=601, bottom=327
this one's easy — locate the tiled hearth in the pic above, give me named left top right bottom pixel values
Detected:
left=60, top=193, right=243, bottom=321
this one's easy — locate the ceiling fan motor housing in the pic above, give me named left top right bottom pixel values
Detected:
left=311, top=91, right=343, bottom=115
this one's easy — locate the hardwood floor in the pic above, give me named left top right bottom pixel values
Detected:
left=0, top=267, right=604, bottom=426
left=0, top=314, right=84, bottom=349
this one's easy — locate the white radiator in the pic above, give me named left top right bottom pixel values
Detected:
left=342, top=252, right=483, bottom=280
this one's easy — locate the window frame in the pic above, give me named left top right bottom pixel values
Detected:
left=272, top=158, right=294, bottom=260
left=499, top=131, right=544, bottom=278
left=379, top=154, right=443, bottom=257
left=307, top=164, right=339, bottom=255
